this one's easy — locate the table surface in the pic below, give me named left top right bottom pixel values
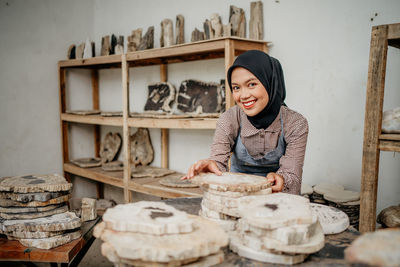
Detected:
left=0, top=216, right=100, bottom=263
left=163, top=197, right=360, bottom=267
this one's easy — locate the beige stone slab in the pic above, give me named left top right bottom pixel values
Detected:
left=130, top=128, right=154, bottom=166
left=81, top=198, right=97, bottom=222
left=344, top=229, right=400, bottom=267
left=301, top=183, right=313, bottom=195
left=102, top=201, right=194, bottom=234
left=0, top=203, right=63, bottom=213
left=0, top=205, right=68, bottom=219
left=201, top=198, right=240, bottom=217
left=97, top=215, right=228, bottom=263
left=131, top=166, right=175, bottom=178
left=65, top=109, right=101, bottom=115
left=100, top=111, right=123, bottom=117
left=200, top=202, right=238, bottom=220
left=203, top=187, right=271, bottom=198
left=0, top=174, right=72, bottom=193
left=71, top=157, right=102, bottom=168
left=6, top=230, right=64, bottom=239
left=310, top=203, right=349, bottom=234
left=203, top=191, right=240, bottom=208
left=159, top=173, right=198, bottom=188
left=199, top=209, right=237, bottom=232
left=0, top=211, right=81, bottom=232
left=0, top=194, right=70, bottom=207
left=192, top=172, right=270, bottom=193
left=323, top=190, right=360, bottom=203
left=102, top=161, right=124, bottom=172
left=18, top=230, right=81, bottom=249
left=100, top=132, right=122, bottom=163
left=0, top=191, right=69, bottom=203
left=312, top=183, right=344, bottom=195
left=238, top=193, right=314, bottom=230
left=229, top=232, right=307, bottom=265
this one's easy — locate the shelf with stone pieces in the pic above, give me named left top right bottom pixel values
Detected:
left=378, top=133, right=400, bottom=152
left=64, top=163, right=202, bottom=198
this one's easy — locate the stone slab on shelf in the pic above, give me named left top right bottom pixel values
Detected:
left=70, top=157, right=102, bottom=168
left=81, top=197, right=97, bottom=222
left=159, top=173, right=198, bottom=188
left=18, top=230, right=81, bottom=250
left=0, top=203, right=64, bottom=213
left=130, top=128, right=154, bottom=166
left=6, top=230, right=64, bottom=239
left=311, top=203, right=349, bottom=234
left=204, top=187, right=271, bottom=198
left=65, top=109, right=101, bottom=115
left=100, top=111, right=123, bottom=117
left=312, top=183, right=344, bottom=195
left=144, top=82, right=176, bottom=113
left=0, top=194, right=70, bottom=207
left=201, top=197, right=240, bottom=217
left=0, top=205, right=68, bottom=220
left=100, top=132, right=122, bottom=163
left=0, top=191, right=68, bottom=203
left=101, top=161, right=124, bottom=172
left=0, top=174, right=72, bottom=193
left=131, top=166, right=175, bottom=178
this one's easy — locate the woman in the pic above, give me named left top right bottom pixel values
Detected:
left=183, top=50, right=308, bottom=195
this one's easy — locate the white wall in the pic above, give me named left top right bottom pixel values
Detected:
left=0, top=0, right=399, bottom=212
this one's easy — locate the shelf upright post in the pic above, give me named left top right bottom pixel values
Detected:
left=224, top=39, right=235, bottom=110
left=122, top=54, right=132, bottom=203
left=59, top=65, right=71, bottom=182
left=160, top=64, right=169, bottom=169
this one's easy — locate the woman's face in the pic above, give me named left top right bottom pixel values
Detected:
left=231, top=67, right=269, bottom=117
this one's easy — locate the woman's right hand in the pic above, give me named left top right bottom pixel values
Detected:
left=181, top=159, right=222, bottom=180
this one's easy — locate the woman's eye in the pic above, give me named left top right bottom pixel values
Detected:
left=233, top=86, right=240, bottom=90
left=249, top=82, right=257, bottom=87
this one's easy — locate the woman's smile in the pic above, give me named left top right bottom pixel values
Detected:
left=241, top=99, right=256, bottom=109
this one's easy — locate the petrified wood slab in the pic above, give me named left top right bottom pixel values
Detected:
left=191, top=28, right=205, bottom=42
left=312, top=183, right=344, bottom=195
left=65, top=109, right=101, bottom=115
left=81, top=197, right=97, bottom=222
left=18, top=230, right=81, bottom=250
left=203, top=187, right=271, bottom=198
left=127, top=28, right=142, bottom=52
left=310, top=203, right=349, bottom=234
left=203, top=19, right=212, bottom=39
left=201, top=197, right=240, bottom=217
left=137, top=26, right=154, bottom=50
left=323, top=189, right=360, bottom=203
left=0, top=203, right=63, bottom=213
left=101, top=35, right=110, bottom=56
left=100, top=111, right=123, bottom=117
left=177, top=79, right=224, bottom=114
left=0, top=205, right=68, bottom=219
left=238, top=193, right=314, bottom=229
left=175, top=14, right=184, bottom=44
left=130, top=112, right=220, bottom=119
left=229, top=5, right=246, bottom=38
left=0, top=211, right=81, bottom=232
left=101, top=161, right=124, bottom=172
left=96, top=215, right=228, bottom=262
left=249, top=1, right=263, bottom=40
left=223, top=23, right=232, bottom=37
left=75, top=43, right=85, bottom=59
left=101, top=201, right=194, bottom=234
left=100, top=132, right=122, bottom=163
left=200, top=202, right=238, bottom=220
left=377, top=205, right=400, bottom=228
left=83, top=38, right=93, bottom=59
left=160, top=18, right=174, bottom=47
left=210, top=13, right=223, bottom=38
left=144, top=82, right=176, bottom=113
left=6, top=230, right=64, bottom=239
left=159, top=173, right=198, bottom=188
left=0, top=194, right=70, bottom=207
left=110, top=34, right=117, bottom=55
left=0, top=174, right=72, bottom=193
left=67, top=44, right=75, bottom=59
left=344, top=229, right=400, bottom=266
left=0, top=191, right=68, bottom=203
left=191, top=172, right=270, bottom=193
left=199, top=209, right=237, bottom=232
left=70, top=157, right=102, bottom=168
left=130, top=128, right=154, bottom=166
left=301, top=183, right=313, bottom=195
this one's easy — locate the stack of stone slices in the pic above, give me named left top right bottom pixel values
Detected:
left=230, top=193, right=325, bottom=265
left=94, top=201, right=228, bottom=266
left=0, top=174, right=81, bottom=249
left=191, top=172, right=272, bottom=232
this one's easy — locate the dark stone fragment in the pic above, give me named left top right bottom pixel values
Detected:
left=22, top=175, right=36, bottom=180
left=150, top=211, right=173, bottom=219
left=28, top=179, right=45, bottom=185
left=264, top=203, right=278, bottom=210
left=137, top=26, right=154, bottom=50
left=144, top=207, right=165, bottom=211
left=144, top=82, right=175, bottom=112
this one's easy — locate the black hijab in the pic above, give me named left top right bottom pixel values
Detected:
left=227, top=50, right=286, bottom=129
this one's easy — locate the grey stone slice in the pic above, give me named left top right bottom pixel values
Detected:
left=0, top=205, right=68, bottom=220
left=0, top=203, right=63, bottom=213
left=229, top=5, right=246, bottom=38
left=191, top=28, right=205, bottom=42
left=67, top=44, right=76, bottom=59
left=160, top=18, right=174, bottom=47
left=159, top=173, right=198, bottom=188
left=130, top=128, right=154, bottom=166
left=83, top=38, right=93, bottom=59
left=210, top=13, right=223, bottom=38
left=101, top=161, right=124, bottom=172
left=0, top=174, right=72, bottom=193
left=310, top=203, right=349, bottom=234
left=382, top=107, right=400, bottom=133
left=345, top=229, right=400, bottom=267
left=203, top=19, right=212, bottom=39
left=127, top=28, right=142, bottom=52
left=144, top=82, right=176, bottom=113
left=131, top=166, right=175, bottom=178
left=0, top=194, right=70, bottom=207
left=75, top=42, right=85, bottom=59
left=18, top=230, right=81, bottom=250
left=0, top=211, right=81, bottom=232
left=101, top=35, right=110, bottom=56
left=175, top=14, right=185, bottom=44
left=100, top=132, right=122, bottom=163
left=177, top=79, right=224, bottom=114
left=249, top=1, right=263, bottom=40
left=65, top=109, right=101, bottom=115
left=6, top=230, right=64, bottom=239
left=0, top=191, right=68, bottom=203
left=137, top=26, right=154, bottom=50
left=81, top=198, right=97, bottom=222
left=70, top=157, right=102, bottom=168
left=377, top=205, right=400, bottom=228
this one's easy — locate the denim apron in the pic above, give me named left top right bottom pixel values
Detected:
left=230, top=113, right=286, bottom=177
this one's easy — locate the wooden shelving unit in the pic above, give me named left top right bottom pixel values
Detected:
left=58, top=37, right=268, bottom=202
left=360, top=23, right=400, bottom=232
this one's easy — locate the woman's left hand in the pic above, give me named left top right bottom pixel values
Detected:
left=266, top=172, right=284, bottom=192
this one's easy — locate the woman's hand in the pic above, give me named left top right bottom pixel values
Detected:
left=266, top=172, right=284, bottom=192
left=182, top=159, right=222, bottom=180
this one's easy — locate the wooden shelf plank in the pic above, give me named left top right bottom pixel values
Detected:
left=127, top=117, right=217, bottom=129
left=59, top=54, right=122, bottom=68
left=61, top=114, right=123, bottom=126
left=379, top=133, right=400, bottom=141
left=379, top=140, right=400, bottom=152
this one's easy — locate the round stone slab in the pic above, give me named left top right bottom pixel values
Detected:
left=101, top=161, right=124, bottom=172
left=131, top=166, right=175, bottom=178
left=70, top=157, right=102, bottom=168
left=313, top=183, right=344, bottom=195
left=238, top=193, right=314, bottom=229
left=6, top=230, right=64, bottom=239
left=191, top=172, right=270, bottom=193
left=66, top=109, right=100, bottom=115
left=102, top=201, right=194, bottom=234
left=301, top=183, right=313, bottom=195
left=323, top=190, right=360, bottom=203
left=100, top=132, right=122, bottom=163
left=310, top=203, right=349, bottom=234
left=18, top=230, right=81, bottom=249
left=0, top=174, right=71, bottom=193
left=203, top=187, right=272, bottom=198
left=0, top=205, right=68, bottom=220
left=96, top=215, right=228, bottom=263
left=159, top=173, right=198, bottom=188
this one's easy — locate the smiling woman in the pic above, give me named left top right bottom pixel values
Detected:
left=183, top=50, right=309, bottom=195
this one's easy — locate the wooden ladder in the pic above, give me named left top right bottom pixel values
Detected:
left=360, top=23, right=400, bottom=233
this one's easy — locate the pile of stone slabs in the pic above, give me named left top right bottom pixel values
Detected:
left=0, top=174, right=81, bottom=249
left=191, top=172, right=271, bottom=232
left=230, top=193, right=325, bottom=265
left=94, top=201, right=228, bottom=266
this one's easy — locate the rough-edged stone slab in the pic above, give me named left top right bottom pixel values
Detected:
left=203, top=187, right=271, bottom=198
left=100, top=111, right=122, bottom=117
left=382, top=107, right=400, bottom=133
left=96, top=215, right=228, bottom=262
left=200, top=202, right=238, bottom=220
left=100, top=132, right=122, bottom=163
left=127, top=28, right=142, bottom=52
left=175, top=15, right=185, bottom=44
left=229, top=231, right=307, bottom=265
left=191, top=28, right=205, bottom=42
left=83, top=38, right=93, bottom=59
left=310, top=203, right=349, bottom=234
left=203, top=191, right=241, bottom=208
left=0, top=194, right=70, bottom=207
left=377, top=205, right=400, bottom=228
left=192, top=172, right=270, bottom=193
left=0, top=211, right=81, bottom=232
left=177, top=79, right=224, bottom=114
left=0, top=191, right=68, bottom=203
left=249, top=1, right=263, bottom=40
left=65, top=109, right=101, bottom=115
left=344, top=229, right=400, bottom=267
left=238, top=193, right=314, bottom=229
left=201, top=197, right=240, bottom=217
left=137, top=26, right=154, bottom=50
left=199, top=209, right=237, bottom=232
left=6, top=230, right=64, bottom=239
left=159, top=173, right=198, bottom=188
left=71, top=157, right=102, bottom=168
left=67, top=44, right=76, bottom=59
left=144, top=82, right=176, bottom=113
left=102, top=201, right=194, bottom=234
left=132, top=166, right=175, bottom=178
left=223, top=23, right=232, bottom=37
left=160, top=19, right=174, bottom=47
left=75, top=43, right=85, bottom=59
left=203, top=19, right=212, bottom=39
left=81, top=197, right=97, bottom=222
left=101, top=161, right=124, bottom=172
left=210, top=13, right=223, bottom=38
left=0, top=205, right=68, bottom=219
left=0, top=203, right=63, bottom=213
left=229, top=5, right=246, bottom=38
left=0, top=174, right=72, bottom=193
left=323, top=190, right=360, bottom=203
left=101, top=35, right=110, bottom=56
left=18, top=230, right=81, bottom=249
left=130, top=128, right=154, bottom=166
left=313, top=183, right=344, bottom=195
